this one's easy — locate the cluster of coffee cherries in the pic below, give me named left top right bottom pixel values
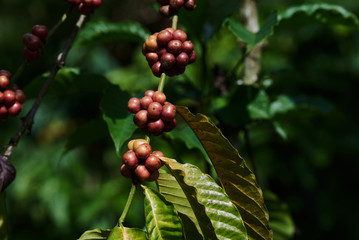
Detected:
left=157, top=0, right=196, bottom=17
left=121, top=139, right=165, bottom=181
left=128, top=90, right=176, bottom=136
left=65, top=0, right=102, bottom=15
left=0, top=70, right=26, bottom=120
left=143, top=28, right=196, bottom=77
left=22, top=25, right=48, bottom=62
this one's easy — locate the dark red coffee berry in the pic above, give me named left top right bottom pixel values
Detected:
left=121, top=164, right=133, bottom=178
left=0, top=105, right=7, bottom=120
left=166, top=66, right=185, bottom=77
left=0, top=70, right=12, bottom=79
left=157, top=48, right=167, bottom=58
left=23, top=47, right=40, bottom=62
left=184, top=0, right=196, bottom=10
left=140, top=96, right=153, bottom=109
left=134, top=165, right=151, bottom=181
left=167, top=40, right=182, bottom=55
left=135, top=143, right=152, bottom=159
left=3, top=90, right=15, bottom=107
left=147, top=170, right=160, bottom=182
left=147, top=118, right=165, bottom=136
left=83, top=0, right=93, bottom=7
left=92, top=0, right=102, bottom=8
left=148, top=102, right=163, bottom=119
left=164, top=118, right=177, bottom=132
left=0, top=75, right=10, bottom=89
left=169, top=0, right=184, bottom=11
left=152, top=91, right=166, bottom=105
left=142, top=43, right=148, bottom=56
left=144, top=90, right=155, bottom=98
left=22, top=33, right=42, bottom=50
left=15, top=90, right=26, bottom=104
left=32, top=25, right=48, bottom=40
left=157, top=30, right=173, bottom=47
left=160, top=52, right=176, bottom=70
left=159, top=5, right=172, bottom=17
left=182, top=41, right=194, bottom=54
left=78, top=3, right=92, bottom=15
left=172, top=29, right=187, bottom=42
left=0, top=92, right=3, bottom=104
left=128, top=97, right=141, bottom=113
left=189, top=50, right=197, bottom=64
left=151, top=61, right=163, bottom=78
left=152, top=151, right=165, bottom=158
left=122, top=150, right=139, bottom=169
left=134, top=110, right=148, bottom=128
left=145, top=155, right=162, bottom=171
left=176, top=52, right=189, bottom=68
left=146, top=52, right=159, bottom=66
left=7, top=101, right=22, bottom=116
left=161, top=103, right=176, bottom=121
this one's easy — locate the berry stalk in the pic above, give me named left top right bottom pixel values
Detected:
left=118, top=183, right=137, bottom=225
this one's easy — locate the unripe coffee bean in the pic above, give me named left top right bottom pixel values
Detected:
left=128, top=97, right=141, bottom=113
left=3, top=90, right=15, bottom=107
left=0, top=76, right=10, bottom=89
left=127, top=139, right=136, bottom=151
left=140, top=96, right=153, bottom=109
left=152, top=91, right=166, bottom=105
left=176, top=52, right=189, bottom=68
left=164, top=118, right=177, bottom=132
left=145, top=155, right=162, bottom=171
left=161, top=103, right=176, bottom=121
left=160, top=52, right=176, bottom=70
left=133, top=139, right=148, bottom=151
left=134, top=110, right=148, bottom=128
left=172, top=29, right=187, bottom=42
left=147, top=118, right=165, bottom=136
left=7, top=101, right=22, bottom=116
left=32, top=25, right=48, bottom=40
left=23, top=47, right=40, bottom=62
left=135, top=143, right=152, bottom=159
left=22, top=33, right=42, bottom=50
left=157, top=30, right=173, bottom=47
left=169, top=0, right=184, bottom=11
left=134, top=165, right=151, bottom=181
left=167, top=40, right=182, bottom=55
left=15, top=90, right=26, bottom=104
left=121, top=164, right=133, bottom=178
left=146, top=52, right=159, bottom=66
left=182, top=41, right=194, bottom=54
left=148, top=102, right=163, bottom=119
left=151, top=61, right=163, bottom=77
left=144, top=90, right=155, bottom=98
left=122, top=150, right=139, bottom=169
left=145, top=35, right=158, bottom=52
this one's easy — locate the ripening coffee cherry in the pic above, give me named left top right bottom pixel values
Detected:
left=145, top=35, right=158, bottom=52
left=7, top=101, right=22, bottom=116
left=146, top=52, right=159, bottom=66
left=182, top=41, right=194, bottom=54
left=3, top=90, right=15, bottom=107
left=145, top=155, right=162, bottom=171
left=134, top=110, right=148, bottom=128
left=147, top=118, right=165, bottom=136
left=164, top=118, right=177, bottom=132
left=147, top=170, right=160, bottom=182
left=122, top=150, right=139, bottom=169
left=0, top=75, right=10, bottom=89
left=140, top=96, right=153, bottom=109
left=161, top=103, right=176, bottom=121
left=144, top=90, right=155, bottom=98
left=92, top=0, right=102, bottom=8
left=152, top=91, right=166, bottom=105
left=135, top=143, right=152, bottom=159
left=128, top=97, right=141, bottom=113
left=0, top=70, right=12, bottom=79
left=0, top=105, right=7, bottom=120
left=147, top=102, right=163, bottom=119
left=15, top=90, right=26, bottom=104
left=32, top=25, right=48, bottom=40
left=23, top=47, right=40, bottom=62
left=22, top=33, right=42, bottom=50
left=121, top=164, right=133, bottom=178
left=160, top=52, right=176, bottom=70
left=159, top=5, right=171, bottom=17
left=127, top=139, right=136, bottom=151
left=173, top=29, right=187, bottom=42
left=167, top=40, right=182, bottom=55
left=134, top=165, right=151, bottom=181
left=157, top=30, right=173, bottom=47
left=151, top=61, right=162, bottom=77
left=184, top=0, right=196, bottom=10
left=133, top=139, right=148, bottom=151
left=169, top=0, right=184, bottom=11
left=176, top=52, right=189, bottom=68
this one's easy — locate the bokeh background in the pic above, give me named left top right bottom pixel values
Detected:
left=1, top=0, right=359, bottom=239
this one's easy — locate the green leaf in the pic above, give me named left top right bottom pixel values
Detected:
left=142, top=185, right=183, bottom=240
left=278, top=3, right=359, bottom=29
left=64, top=119, right=109, bottom=153
left=78, top=228, right=111, bottom=240
left=107, top=225, right=147, bottom=240
left=100, top=86, right=137, bottom=156
left=156, top=169, right=203, bottom=240
left=226, top=18, right=255, bottom=44
left=264, top=191, right=295, bottom=240
left=161, top=157, right=248, bottom=240
left=273, top=121, right=288, bottom=140
left=269, top=95, right=295, bottom=116
left=247, top=90, right=271, bottom=119
left=74, top=21, right=150, bottom=47
left=255, top=11, right=278, bottom=46
left=177, top=106, right=272, bottom=240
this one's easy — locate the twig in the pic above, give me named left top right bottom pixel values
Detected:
left=118, top=183, right=137, bottom=225
left=4, top=14, right=87, bottom=158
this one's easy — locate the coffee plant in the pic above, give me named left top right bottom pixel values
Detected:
left=1, top=0, right=359, bottom=239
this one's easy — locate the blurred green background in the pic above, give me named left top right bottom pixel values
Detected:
left=1, top=0, right=359, bottom=239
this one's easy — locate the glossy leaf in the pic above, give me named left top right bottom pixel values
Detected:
left=107, top=225, right=147, bottom=240
left=74, top=21, right=150, bottom=46
left=278, top=3, right=359, bottom=29
left=156, top=169, right=203, bottom=240
left=142, top=185, right=183, bottom=240
left=78, top=228, right=111, bottom=240
left=161, top=157, right=248, bottom=240
left=100, top=86, right=137, bottom=157
left=247, top=90, right=271, bottom=120
left=177, top=106, right=272, bottom=240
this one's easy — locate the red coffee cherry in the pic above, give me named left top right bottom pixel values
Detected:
left=83, top=0, right=93, bottom=7
left=92, top=0, right=102, bottom=8
left=128, top=97, right=141, bottom=113
left=3, top=90, right=16, bottom=107
left=151, top=61, right=163, bottom=78
left=164, top=118, right=177, bottom=132
left=122, top=150, right=139, bottom=169
left=169, top=0, right=184, bottom=11
left=22, top=33, right=42, bottom=50
left=161, top=103, right=176, bottom=121
left=146, top=52, right=159, bottom=66
left=160, top=52, right=176, bottom=70
left=165, top=28, right=175, bottom=34
left=142, top=43, right=149, bottom=56
left=182, top=41, right=194, bottom=54
left=15, top=90, right=26, bottom=104
left=0, top=75, right=10, bottom=89
left=0, top=70, right=12, bottom=79
left=121, top=164, right=133, bottom=178
left=172, top=29, right=187, bottom=42
left=23, top=47, right=40, bottom=62
left=134, top=165, right=151, bottom=181
left=157, top=48, right=167, bottom=58
left=148, top=102, right=163, bottom=119
left=159, top=5, right=172, bottom=17
left=152, top=91, right=166, bottom=105
left=184, top=0, right=196, bottom=10
left=133, top=139, right=148, bottom=151
left=147, top=118, right=165, bottom=136
left=0, top=105, right=7, bottom=120
left=167, top=40, right=182, bottom=55
left=189, top=50, right=197, bottom=64
left=134, top=110, right=148, bottom=128
left=78, top=3, right=92, bottom=15
left=176, top=52, right=189, bottom=68
left=166, top=66, right=185, bottom=77
left=135, top=143, right=152, bottom=159
left=157, top=30, right=173, bottom=47
left=7, top=101, right=22, bottom=116
left=145, top=155, right=162, bottom=171
left=0, top=92, right=3, bottom=104
left=147, top=170, right=160, bottom=182
left=140, top=96, right=153, bottom=109
left=144, top=90, right=155, bottom=98
left=32, top=25, right=48, bottom=40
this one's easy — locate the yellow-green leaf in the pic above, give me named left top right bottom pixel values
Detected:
left=78, top=228, right=111, bottom=240
left=177, top=106, right=273, bottom=240
left=107, top=225, right=147, bottom=240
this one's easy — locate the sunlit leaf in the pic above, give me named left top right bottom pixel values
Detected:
left=269, top=95, right=295, bottom=116
left=177, top=106, right=272, bottom=240
left=142, top=185, right=183, bottom=240
left=107, top=225, right=147, bottom=240
left=156, top=169, right=203, bottom=240
left=78, top=228, right=111, bottom=240
left=247, top=90, right=271, bottom=119
left=161, top=157, right=248, bottom=240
